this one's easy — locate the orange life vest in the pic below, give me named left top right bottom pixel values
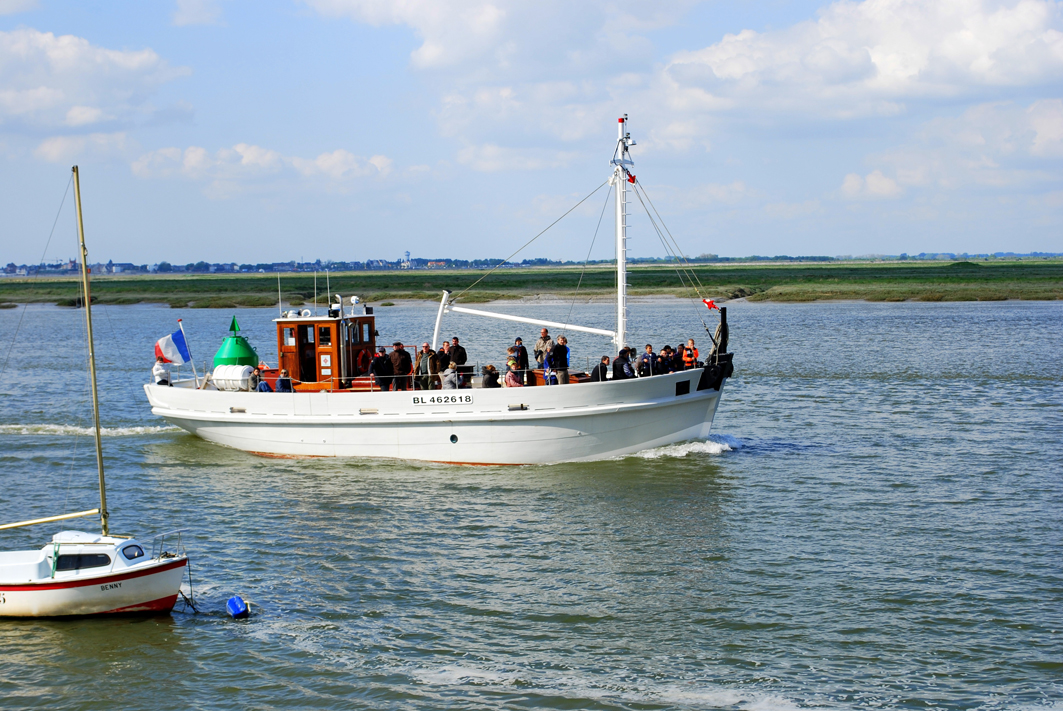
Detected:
left=682, top=346, right=698, bottom=367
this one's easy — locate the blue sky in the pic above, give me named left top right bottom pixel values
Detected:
left=2, top=0, right=1062, bottom=264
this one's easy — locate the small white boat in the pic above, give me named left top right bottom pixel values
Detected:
left=0, top=531, right=188, bottom=617
left=0, top=166, right=189, bottom=617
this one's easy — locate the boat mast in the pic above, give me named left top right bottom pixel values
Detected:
left=72, top=166, right=108, bottom=537
left=611, top=115, right=635, bottom=350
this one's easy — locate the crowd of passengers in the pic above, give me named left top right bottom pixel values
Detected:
left=361, top=328, right=705, bottom=391
left=153, top=328, right=705, bottom=392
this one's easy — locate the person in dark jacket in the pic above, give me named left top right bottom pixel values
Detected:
left=389, top=342, right=413, bottom=391
left=370, top=346, right=393, bottom=390
left=548, top=335, right=570, bottom=384
left=436, top=340, right=451, bottom=379
left=513, top=336, right=530, bottom=386
left=275, top=369, right=293, bottom=392
left=656, top=347, right=675, bottom=375
left=637, top=344, right=657, bottom=377
left=589, top=356, right=609, bottom=382
left=612, top=348, right=634, bottom=380
left=449, top=336, right=469, bottom=387
left=482, top=364, right=501, bottom=388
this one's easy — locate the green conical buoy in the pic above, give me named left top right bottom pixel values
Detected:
left=229, top=315, right=240, bottom=334
left=214, top=314, right=258, bottom=368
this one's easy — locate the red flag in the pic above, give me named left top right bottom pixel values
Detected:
left=627, top=174, right=636, bottom=184
left=702, top=298, right=718, bottom=310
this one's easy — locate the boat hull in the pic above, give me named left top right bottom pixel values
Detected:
left=146, top=370, right=725, bottom=464
left=0, top=558, right=187, bottom=617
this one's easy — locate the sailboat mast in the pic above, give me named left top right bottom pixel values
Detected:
left=612, top=115, right=634, bottom=350
left=72, top=166, right=108, bottom=537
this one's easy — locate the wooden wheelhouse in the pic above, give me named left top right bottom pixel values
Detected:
left=273, top=307, right=376, bottom=391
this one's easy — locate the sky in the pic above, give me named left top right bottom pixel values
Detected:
left=2, top=0, right=1062, bottom=265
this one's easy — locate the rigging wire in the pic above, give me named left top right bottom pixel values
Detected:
left=630, top=181, right=716, bottom=342
left=451, top=180, right=609, bottom=302
left=0, top=173, right=73, bottom=384
left=560, top=186, right=613, bottom=337
left=637, top=180, right=709, bottom=293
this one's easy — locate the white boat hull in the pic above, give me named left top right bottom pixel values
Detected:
left=0, top=557, right=187, bottom=617
left=145, top=370, right=725, bottom=464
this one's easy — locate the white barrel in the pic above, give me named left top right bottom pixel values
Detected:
left=213, top=364, right=254, bottom=391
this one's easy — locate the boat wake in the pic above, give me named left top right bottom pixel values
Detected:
left=0, top=423, right=181, bottom=437
left=630, top=434, right=743, bottom=460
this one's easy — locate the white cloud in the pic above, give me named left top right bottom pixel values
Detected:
left=456, top=143, right=579, bottom=172
left=1028, top=98, right=1063, bottom=156
left=34, top=132, right=132, bottom=162
left=840, top=170, right=903, bottom=198
left=172, top=0, right=223, bottom=26
left=291, top=149, right=386, bottom=179
left=665, top=0, right=1063, bottom=119
left=132, top=143, right=393, bottom=194
left=0, top=0, right=37, bottom=15
left=0, top=29, right=189, bottom=130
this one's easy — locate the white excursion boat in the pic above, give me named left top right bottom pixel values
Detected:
left=145, top=117, right=735, bottom=465
left=0, top=166, right=189, bottom=617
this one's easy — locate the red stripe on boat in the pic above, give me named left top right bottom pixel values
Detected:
left=0, top=558, right=187, bottom=592
left=98, top=594, right=179, bottom=614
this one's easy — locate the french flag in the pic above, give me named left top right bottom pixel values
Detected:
left=155, top=326, right=192, bottom=364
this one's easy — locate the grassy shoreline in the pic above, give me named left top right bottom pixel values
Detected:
left=0, top=261, right=1060, bottom=307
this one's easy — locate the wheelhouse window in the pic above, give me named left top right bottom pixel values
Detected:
left=122, top=545, right=145, bottom=560
left=55, top=554, right=111, bottom=571
left=284, top=328, right=295, bottom=346
left=318, top=326, right=332, bottom=346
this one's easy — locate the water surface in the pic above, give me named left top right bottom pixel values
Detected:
left=0, top=300, right=1060, bottom=710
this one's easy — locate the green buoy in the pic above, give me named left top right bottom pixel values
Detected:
left=213, top=315, right=260, bottom=367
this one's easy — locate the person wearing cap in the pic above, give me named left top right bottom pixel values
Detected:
left=414, top=342, right=438, bottom=391
left=370, top=346, right=393, bottom=391
left=389, top=342, right=413, bottom=391
left=513, top=336, right=530, bottom=386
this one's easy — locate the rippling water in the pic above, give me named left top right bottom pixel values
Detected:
left=1, top=300, right=1060, bottom=710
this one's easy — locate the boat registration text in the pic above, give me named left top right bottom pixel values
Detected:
left=412, top=394, right=474, bottom=406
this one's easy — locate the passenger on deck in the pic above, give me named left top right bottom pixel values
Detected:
left=548, top=336, right=570, bottom=384
left=370, top=346, right=393, bottom=391
left=436, top=341, right=451, bottom=385
left=589, top=356, right=609, bottom=382
left=674, top=343, right=688, bottom=371
left=505, top=351, right=523, bottom=388
left=449, top=336, right=469, bottom=387
left=612, top=349, right=635, bottom=380
left=682, top=339, right=699, bottom=370
left=414, top=343, right=438, bottom=390
left=513, top=337, right=530, bottom=386
left=275, top=369, right=293, bottom=392
left=390, top=342, right=412, bottom=391
left=637, top=344, right=657, bottom=377
left=534, top=328, right=554, bottom=371
left=255, top=368, right=273, bottom=392
left=482, top=364, right=501, bottom=388
left=656, top=346, right=676, bottom=374
left=153, top=356, right=170, bottom=386
left=441, top=363, right=459, bottom=389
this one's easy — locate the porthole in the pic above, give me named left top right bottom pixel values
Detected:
left=450, top=434, right=458, bottom=444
